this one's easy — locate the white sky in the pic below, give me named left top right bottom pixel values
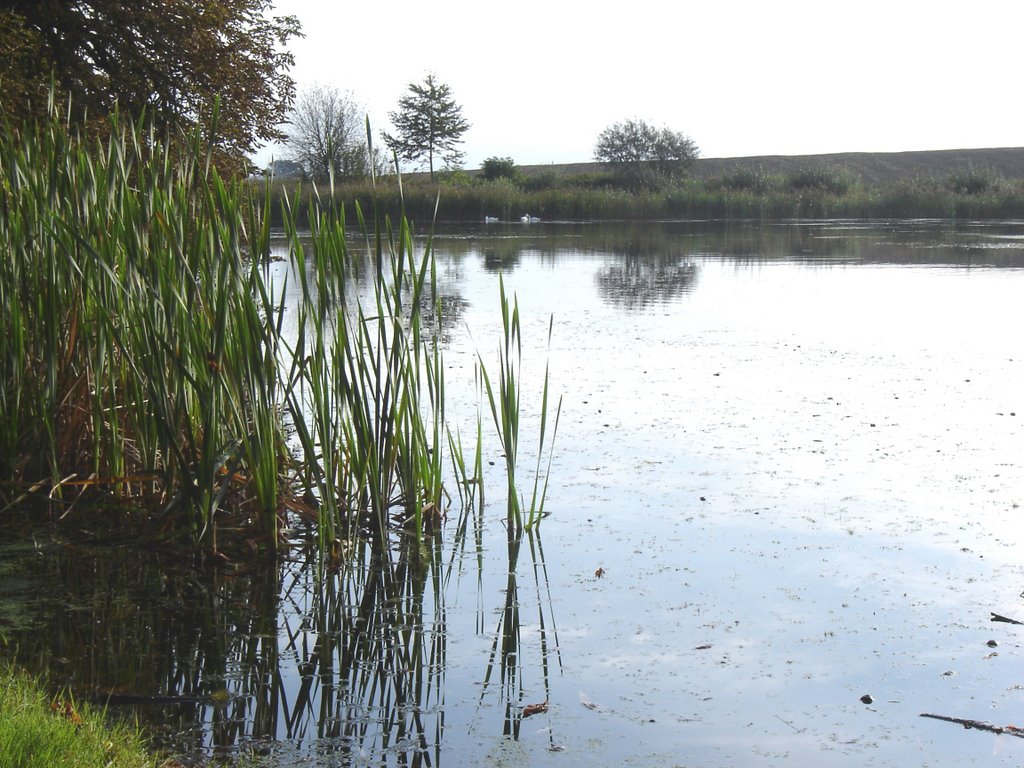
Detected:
left=254, top=0, right=1023, bottom=169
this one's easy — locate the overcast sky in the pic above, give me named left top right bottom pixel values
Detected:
left=255, top=0, right=1022, bottom=170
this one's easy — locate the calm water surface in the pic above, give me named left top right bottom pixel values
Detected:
left=428, top=220, right=1024, bottom=767
left=3, top=220, right=1024, bottom=767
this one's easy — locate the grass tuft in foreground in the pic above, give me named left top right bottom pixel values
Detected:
left=0, top=664, right=159, bottom=768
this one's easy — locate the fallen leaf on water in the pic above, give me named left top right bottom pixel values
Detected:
left=694, top=644, right=712, bottom=650
left=522, top=700, right=548, bottom=718
left=594, top=567, right=605, bottom=579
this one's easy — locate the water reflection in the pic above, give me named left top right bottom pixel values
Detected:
left=482, top=247, right=519, bottom=273
left=0, top=525, right=446, bottom=762
left=479, top=528, right=560, bottom=744
left=0, top=501, right=559, bottom=764
left=595, top=256, right=698, bottom=310
left=427, top=219, right=1024, bottom=271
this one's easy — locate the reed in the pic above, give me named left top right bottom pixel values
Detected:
left=0, top=102, right=459, bottom=559
left=1, top=100, right=567, bottom=765
left=476, top=279, right=562, bottom=533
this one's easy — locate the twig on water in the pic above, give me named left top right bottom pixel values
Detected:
left=776, top=714, right=806, bottom=733
left=920, top=713, right=1024, bottom=738
left=990, top=612, right=1024, bottom=626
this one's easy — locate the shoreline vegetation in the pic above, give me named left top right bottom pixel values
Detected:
left=0, top=664, right=159, bottom=768
left=1, top=106, right=560, bottom=764
left=261, top=146, right=1024, bottom=225
left=1, top=103, right=558, bottom=555
left=0, top=105, right=475, bottom=556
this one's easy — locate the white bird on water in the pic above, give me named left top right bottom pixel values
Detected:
left=520, top=214, right=541, bottom=223
left=484, top=216, right=499, bottom=223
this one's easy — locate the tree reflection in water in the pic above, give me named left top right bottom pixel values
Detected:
left=595, top=254, right=698, bottom=311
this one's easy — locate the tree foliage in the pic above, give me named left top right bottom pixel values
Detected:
left=0, top=0, right=301, bottom=162
left=286, top=85, right=378, bottom=184
left=384, top=74, right=469, bottom=180
left=481, top=156, right=519, bottom=183
left=594, top=118, right=699, bottom=188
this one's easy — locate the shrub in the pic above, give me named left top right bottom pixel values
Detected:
left=438, top=168, right=474, bottom=187
left=520, top=170, right=561, bottom=192
left=594, top=119, right=699, bottom=190
left=947, top=166, right=1003, bottom=195
left=718, top=167, right=778, bottom=194
left=786, top=166, right=856, bottom=195
left=481, top=156, right=520, bottom=183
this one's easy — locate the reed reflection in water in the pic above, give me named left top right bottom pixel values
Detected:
left=479, top=527, right=561, bottom=746
left=1, top=500, right=560, bottom=764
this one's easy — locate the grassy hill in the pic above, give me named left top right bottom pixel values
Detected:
left=275, top=147, right=1024, bottom=224
left=514, top=147, right=1024, bottom=186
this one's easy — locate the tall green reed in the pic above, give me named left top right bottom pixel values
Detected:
left=279, top=195, right=449, bottom=570
left=0, top=102, right=457, bottom=558
left=1, top=103, right=568, bottom=763
left=477, top=278, right=562, bottom=533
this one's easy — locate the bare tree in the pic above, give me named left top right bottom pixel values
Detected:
left=286, top=85, right=375, bottom=183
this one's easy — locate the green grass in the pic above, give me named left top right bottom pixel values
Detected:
left=0, top=664, right=159, bottom=768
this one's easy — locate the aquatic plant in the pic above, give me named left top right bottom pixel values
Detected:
left=0, top=101, right=455, bottom=556
left=946, top=165, right=1004, bottom=195
left=476, top=278, right=562, bottom=533
left=0, top=98, right=566, bottom=765
left=258, top=151, right=1024, bottom=223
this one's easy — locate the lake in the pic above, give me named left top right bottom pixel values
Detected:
left=3, top=219, right=1024, bottom=766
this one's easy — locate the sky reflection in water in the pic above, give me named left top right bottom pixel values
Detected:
left=431, top=220, right=1024, bottom=766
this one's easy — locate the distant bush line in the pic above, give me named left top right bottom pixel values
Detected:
left=259, top=163, right=1024, bottom=225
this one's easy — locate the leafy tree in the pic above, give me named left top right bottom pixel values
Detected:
left=286, top=85, right=377, bottom=183
left=265, top=158, right=304, bottom=179
left=786, top=166, right=855, bottom=195
left=0, top=0, right=301, bottom=163
left=481, top=156, right=519, bottom=183
left=594, top=118, right=699, bottom=189
left=384, top=74, right=470, bottom=180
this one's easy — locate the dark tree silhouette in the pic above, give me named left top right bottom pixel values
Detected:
left=0, top=0, right=301, bottom=163
left=595, top=118, right=699, bottom=189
